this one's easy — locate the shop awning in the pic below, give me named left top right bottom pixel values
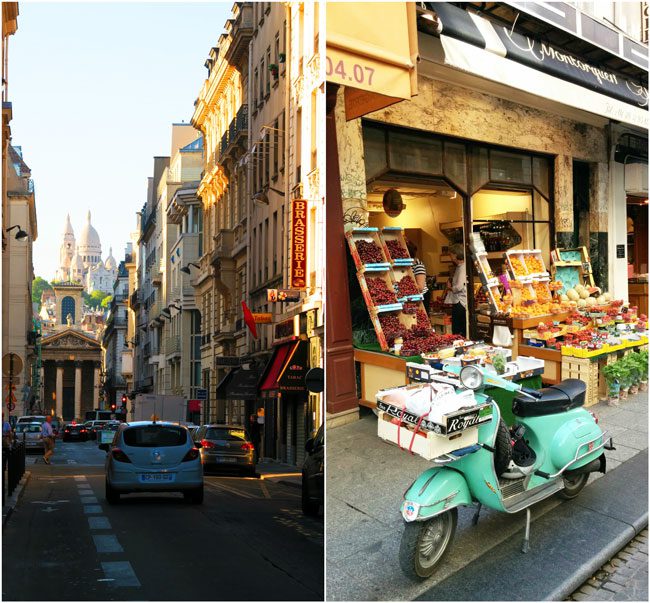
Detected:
left=421, top=3, right=648, bottom=130
left=326, top=2, right=419, bottom=120
left=259, top=340, right=309, bottom=397
left=216, top=366, right=261, bottom=401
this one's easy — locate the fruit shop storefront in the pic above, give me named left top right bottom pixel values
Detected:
left=326, top=2, right=648, bottom=417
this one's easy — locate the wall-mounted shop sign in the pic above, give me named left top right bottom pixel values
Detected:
left=275, top=317, right=297, bottom=341
left=278, top=340, right=309, bottom=392
left=252, top=313, right=273, bottom=324
left=267, top=289, right=302, bottom=303
left=290, top=199, right=308, bottom=290
left=215, top=356, right=241, bottom=368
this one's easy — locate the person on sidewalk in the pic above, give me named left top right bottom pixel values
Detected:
left=445, top=243, right=467, bottom=337
left=2, top=412, right=14, bottom=449
left=41, top=415, right=55, bottom=465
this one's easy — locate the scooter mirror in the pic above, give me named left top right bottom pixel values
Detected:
left=460, top=365, right=483, bottom=390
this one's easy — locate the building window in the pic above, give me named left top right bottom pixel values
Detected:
left=259, top=58, right=265, bottom=104
left=61, top=296, right=75, bottom=324
left=272, top=118, right=279, bottom=178
left=253, top=69, right=259, bottom=110
left=274, top=32, right=280, bottom=65
left=266, top=47, right=272, bottom=94
left=273, top=211, right=278, bottom=276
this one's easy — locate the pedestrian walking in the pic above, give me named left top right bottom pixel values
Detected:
left=2, top=412, right=14, bottom=450
left=41, top=415, right=55, bottom=465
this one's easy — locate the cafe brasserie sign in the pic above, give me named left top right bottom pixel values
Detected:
left=290, top=199, right=308, bottom=290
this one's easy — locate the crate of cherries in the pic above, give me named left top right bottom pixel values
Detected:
left=346, top=229, right=389, bottom=270
left=362, top=274, right=399, bottom=308
left=381, top=227, right=413, bottom=264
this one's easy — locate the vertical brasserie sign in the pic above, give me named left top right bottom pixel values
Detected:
left=290, top=199, right=308, bottom=290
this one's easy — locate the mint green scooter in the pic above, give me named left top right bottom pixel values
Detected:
left=399, top=364, right=614, bottom=580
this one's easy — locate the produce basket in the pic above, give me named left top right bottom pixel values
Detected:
left=346, top=228, right=390, bottom=271
left=358, top=269, right=400, bottom=310
left=392, top=265, right=423, bottom=302
left=381, top=227, right=414, bottom=265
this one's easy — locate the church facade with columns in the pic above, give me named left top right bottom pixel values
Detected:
left=40, top=329, right=102, bottom=421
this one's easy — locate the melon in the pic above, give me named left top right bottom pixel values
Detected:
left=586, top=297, right=597, bottom=307
left=566, top=289, right=580, bottom=301
left=579, top=289, right=590, bottom=299
left=577, top=298, right=587, bottom=308
left=560, top=293, right=569, bottom=302
left=603, top=292, right=612, bottom=302
left=596, top=295, right=606, bottom=305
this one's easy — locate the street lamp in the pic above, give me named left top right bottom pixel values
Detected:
left=180, top=262, right=200, bottom=275
left=5, top=225, right=28, bottom=241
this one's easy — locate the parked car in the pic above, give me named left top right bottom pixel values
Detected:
left=62, top=423, right=89, bottom=442
left=88, top=420, right=109, bottom=440
left=193, top=424, right=256, bottom=476
left=302, top=425, right=324, bottom=516
left=14, top=422, right=45, bottom=453
left=100, top=421, right=203, bottom=504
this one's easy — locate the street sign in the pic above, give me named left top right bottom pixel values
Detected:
left=305, top=367, right=325, bottom=393
left=252, top=313, right=273, bottom=324
left=196, top=388, right=207, bottom=400
left=6, top=401, right=15, bottom=412
left=267, top=289, right=302, bottom=303
left=2, top=353, right=23, bottom=377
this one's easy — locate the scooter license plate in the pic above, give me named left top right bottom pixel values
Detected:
left=402, top=501, right=420, bottom=522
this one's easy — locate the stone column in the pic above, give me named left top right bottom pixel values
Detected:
left=55, top=361, right=64, bottom=418
left=74, top=362, right=82, bottom=420
left=93, top=362, right=101, bottom=409
left=589, top=162, right=609, bottom=290
left=554, top=154, right=575, bottom=248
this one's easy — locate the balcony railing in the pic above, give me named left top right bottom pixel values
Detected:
left=213, top=229, right=234, bottom=259
left=165, top=336, right=181, bottom=356
left=219, top=130, right=229, bottom=160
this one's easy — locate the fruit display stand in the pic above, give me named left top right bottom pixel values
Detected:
left=550, top=247, right=595, bottom=293
left=510, top=312, right=571, bottom=384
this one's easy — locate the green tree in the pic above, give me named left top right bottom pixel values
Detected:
left=32, top=277, right=53, bottom=305
left=83, top=290, right=111, bottom=309
left=100, top=295, right=113, bottom=309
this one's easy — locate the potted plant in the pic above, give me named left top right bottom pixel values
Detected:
left=278, top=52, right=286, bottom=63
left=638, top=350, right=649, bottom=392
left=268, top=63, right=279, bottom=79
left=618, top=359, right=632, bottom=400
left=602, top=362, right=623, bottom=405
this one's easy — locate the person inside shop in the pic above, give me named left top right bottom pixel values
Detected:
left=406, top=240, right=432, bottom=312
left=445, top=243, right=467, bottom=337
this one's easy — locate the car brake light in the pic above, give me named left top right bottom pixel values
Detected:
left=182, top=448, right=200, bottom=462
left=80, top=429, right=87, bottom=433
left=200, top=439, right=216, bottom=449
left=111, top=448, right=131, bottom=463
left=241, top=443, right=254, bottom=451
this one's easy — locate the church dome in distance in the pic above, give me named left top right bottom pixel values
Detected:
left=77, top=210, right=102, bottom=260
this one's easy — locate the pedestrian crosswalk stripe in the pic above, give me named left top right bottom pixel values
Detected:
left=101, top=561, right=141, bottom=587
left=93, top=534, right=123, bottom=553
left=88, top=516, right=111, bottom=530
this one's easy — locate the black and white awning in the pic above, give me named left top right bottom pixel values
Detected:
left=420, top=3, right=648, bottom=129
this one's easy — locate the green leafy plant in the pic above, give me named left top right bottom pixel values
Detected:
left=602, top=362, right=625, bottom=386
left=492, top=352, right=506, bottom=375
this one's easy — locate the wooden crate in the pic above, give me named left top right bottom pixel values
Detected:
left=561, top=357, right=599, bottom=407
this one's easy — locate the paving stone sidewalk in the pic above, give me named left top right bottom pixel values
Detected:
left=568, top=529, right=648, bottom=601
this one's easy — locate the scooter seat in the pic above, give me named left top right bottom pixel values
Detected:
left=512, top=379, right=586, bottom=417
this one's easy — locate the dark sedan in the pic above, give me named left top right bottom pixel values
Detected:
left=62, top=423, right=89, bottom=442
left=194, top=424, right=256, bottom=476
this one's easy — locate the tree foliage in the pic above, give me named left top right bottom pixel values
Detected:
left=32, top=277, right=53, bottom=305
left=83, top=290, right=111, bottom=309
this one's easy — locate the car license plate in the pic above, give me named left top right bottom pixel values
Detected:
left=216, top=457, right=237, bottom=463
left=139, top=473, right=175, bottom=483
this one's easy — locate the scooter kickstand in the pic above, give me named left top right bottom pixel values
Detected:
left=522, top=508, right=531, bottom=554
left=472, top=503, right=482, bottom=526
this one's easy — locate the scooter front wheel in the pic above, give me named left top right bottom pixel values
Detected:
left=399, top=508, right=457, bottom=580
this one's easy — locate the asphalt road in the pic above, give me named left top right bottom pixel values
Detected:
left=2, top=440, right=323, bottom=601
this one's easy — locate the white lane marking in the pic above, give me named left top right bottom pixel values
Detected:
left=74, top=476, right=87, bottom=482
left=32, top=500, right=70, bottom=505
left=97, top=579, right=115, bottom=582
left=204, top=480, right=256, bottom=499
left=260, top=481, right=271, bottom=499
left=81, top=496, right=98, bottom=504
left=84, top=505, right=103, bottom=514
left=88, top=516, right=111, bottom=530
left=101, top=561, right=141, bottom=588
left=93, top=534, right=123, bottom=553
left=41, top=507, right=59, bottom=513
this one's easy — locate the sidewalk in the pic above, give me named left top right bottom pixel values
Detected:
left=257, top=459, right=302, bottom=489
left=326, top=390, right=648, bottom=601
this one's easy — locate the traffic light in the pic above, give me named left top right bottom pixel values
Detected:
left=110, top=402, right=116, bottom=412
left=121, top=394, right=127, bottom=406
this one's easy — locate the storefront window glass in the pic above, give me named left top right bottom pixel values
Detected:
left=444, top=142, right=467, bottom=192
left=532, top=156, right=550, bottom=198
left=388, top=130, right=442, bottom=175
left=533, top=189, right=550, bottom=221
left=490, top=150, right=532, bottom=184
left=362, top=125, right=387, bottom=180
left=471, top=147, right=490, bottom=194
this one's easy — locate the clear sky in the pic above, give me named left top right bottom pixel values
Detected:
left=9, top=1, right=231, bottom=280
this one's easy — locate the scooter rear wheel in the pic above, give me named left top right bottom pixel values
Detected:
left=558, top=473, right=589, bottom=499
left=399, top=508, right=457, bottom=580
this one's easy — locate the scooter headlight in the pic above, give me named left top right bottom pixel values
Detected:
left=460, top=365, right=483, bottom=390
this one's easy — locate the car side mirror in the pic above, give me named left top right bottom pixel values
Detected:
left=305, top=438, right=314, bottom=454
left=98, top=443, right=109, bottom=452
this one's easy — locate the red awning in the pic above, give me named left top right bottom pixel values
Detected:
left=259, top=341, right=298, bottom=396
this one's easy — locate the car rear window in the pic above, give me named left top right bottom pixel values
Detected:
left=16, top=424, right=41, bottom=433
left=205, top=428, right=247, bottom=441
left=123, top=426, right=187, bottom=448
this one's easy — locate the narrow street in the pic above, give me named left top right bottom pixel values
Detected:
left=3, top=442, right=323, bottom=601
